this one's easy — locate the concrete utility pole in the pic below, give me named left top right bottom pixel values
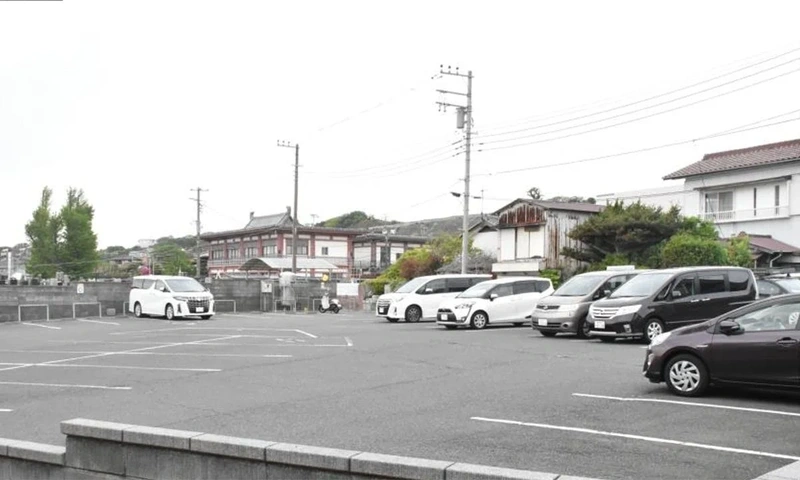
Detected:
left=278, top=140, right=300, bottom=273
left=436, top=66, right=473, bottom=274
left=189, top=187, right=208, bottom=277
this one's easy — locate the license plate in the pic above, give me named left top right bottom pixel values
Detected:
left=440, top=314, right=448, bottom=321
left=594, top=320, right=605, bottom=329
left=196, top=307, right=205, bottom=313
left=538, top=319, right=548, bottom=326
left=378, top=308, right=386, bottom=314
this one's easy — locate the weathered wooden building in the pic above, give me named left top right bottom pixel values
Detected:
left=490, top=199, right=604, bottom=275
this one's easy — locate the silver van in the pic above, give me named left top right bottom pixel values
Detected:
left=530, top=268, right=646, bottom=338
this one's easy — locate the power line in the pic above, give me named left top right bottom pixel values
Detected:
left=477, top=65, right=800, bottom=153
left=308, top=144, right=464, bottom=180
left=472, top=113, right=800, bottom=178
left=477, top=46, right=800, bottom=140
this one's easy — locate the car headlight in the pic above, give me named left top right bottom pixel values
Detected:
left=588, top=305, right=597, bottom=316
left=174, top=296, right=189, bottom=302
left=615, top=305, right=642, bottom=317
left=454, top=303, right=474, bottom=310
left=650, top=331, right=671, bottom=347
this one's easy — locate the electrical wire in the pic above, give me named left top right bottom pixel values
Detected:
left=307, top=143, right=464, bottom=180
left=477, top=65, right=800, bottom=152
left=477, top=46, right=800, bottom=140
left=472, top=113, right=800, bottom=178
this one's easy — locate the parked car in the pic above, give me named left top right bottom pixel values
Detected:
left=643, top=293, right=800, bottom=397
left=531, top=268, right=647, bottom=338
left=129, top=275, right=215, bottom=320
left=757, top=275, right=800, bottom=298
left=437, top=276, right=553, bottom=330
left=588, top=267, right=758, bottom=343
left=379, top=274, right=491, bottom=322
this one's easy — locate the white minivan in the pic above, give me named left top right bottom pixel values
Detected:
left=380, top=274, right=491, bottom=322
left=437, top=276, right=554, bottom=329
left=129, top=275, right=215, bottom=320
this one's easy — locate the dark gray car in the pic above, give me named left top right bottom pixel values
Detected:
left=531, top=269, right=646, bottom=338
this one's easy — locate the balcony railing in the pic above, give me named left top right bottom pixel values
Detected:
left=701, top=205, right=789, bottom=223
left=208, top=255, right=351, bottom=268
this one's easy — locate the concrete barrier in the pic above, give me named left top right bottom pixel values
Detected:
left=0, top=418, right=605, bottom=480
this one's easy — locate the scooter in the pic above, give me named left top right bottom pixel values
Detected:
left=318, top=293, right=341, bottom=314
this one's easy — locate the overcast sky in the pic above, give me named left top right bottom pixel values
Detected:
left=3, top=1, right=800, bottom=249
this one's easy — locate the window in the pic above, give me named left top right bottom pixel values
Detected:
left=395, top=253, right=402, bottom=260
left=604, top=275, right=629, bottom=293
left=263, top=245, right=277, bottom=256
left=141, top=279, right=155, bottom=289
left=491, top=284, right=514, bottom=298
left=731, top=302, right=800, bottom=332
left=698, top=274, right=726, bottom=294
left=211, top=249, right=224, bottom=260
left=704, top=191, right=734, bottom=220
left=420, top=279, right=446, bottom=294
left=321, top=247, right=329, bottom=256
left=753, top=188, right=757, bottom=216
left=227, top=248, right=239, bottom=259
left=470, top=277, right=488, bottom=287
left=285, top=245, right=309, bottom=255
left=729, top=271, right=750, bottom=292
left=757, top=280, right=781, bottom=297
left=245, top=247, right=258, bottom=258
left=671, top=275, right=696, bottom=298
left=514, top=280, right=551, bottom=294
left=775, top=185, right=781, bottom=215
left=154, top=280, right=166, bottom=291
left=446, top=277, right=471, bottom=293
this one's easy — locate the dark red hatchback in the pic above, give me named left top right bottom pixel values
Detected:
left=643, top=293, right=800, bottom=397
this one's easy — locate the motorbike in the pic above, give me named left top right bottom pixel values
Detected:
left=318, top=293, right=342, bottom=314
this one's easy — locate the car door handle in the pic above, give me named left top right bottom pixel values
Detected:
left=690, top=299, right=700, bottom=303
left=776, top=338, right=799, bottom=347
left=700, top=298, right=711, bottom=302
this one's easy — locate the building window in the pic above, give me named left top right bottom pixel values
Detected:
left=227, top=248, right=239, bottom=259
left=321, top=247, right=329, bottom=256
left=775, top=185, right=781, bottom=215
left=395, top=252, right=401, bottom=260
left=704, top=191, right=734, bottom=220
left=753, top=187, right=757, bottom=216
left=211, top=249, right=224, bottom=260
left=286, top=245, right=309, bottom=255
left=245, top=246, right=258, bottom=258
left=263, top=245, right=277, bottom=256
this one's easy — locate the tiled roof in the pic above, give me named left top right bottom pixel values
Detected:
left=664, top=138, right=800, bottom=180
left=529, top=200, right=604, bottom=213
left=748, top=234, right=800, bottom=254
left=245, top=212, right=292, bottom=229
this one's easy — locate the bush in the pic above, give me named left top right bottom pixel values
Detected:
left=727, top=235, right=753, bottom=268
left=661, top=233, right=728, bottom=267
left=539, top=269, right=562, bottom=289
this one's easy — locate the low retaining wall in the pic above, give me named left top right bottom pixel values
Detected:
left=0, top=418, right=599, bottom=480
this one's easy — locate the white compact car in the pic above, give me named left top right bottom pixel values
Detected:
left=129, top=275, right=215, bottom=320
left=377, top=274, right=491, bottom=322
left=437, top=276, right=553, bottom=329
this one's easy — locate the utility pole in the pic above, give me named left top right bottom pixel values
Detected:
left=189, top=187, right=208, bottom=277
left=278, top=140, right=300, bottom=273
left=436, top=65, right=473, bottom=274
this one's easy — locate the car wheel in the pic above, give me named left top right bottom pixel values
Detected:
left=444, top=325, right=457, bottom=330
left=644, top=318, right=665, bottom=343
left=405, top=305, right=422, bottom=323
left=133, top=302, right=143, bottom=318
left=387, top=317, right=399, bottom=323
left=165, top=304, right=175, bottom=320
left=576, top=315, right=591, bottom=339
left=470, top=311, right=489, bottom=330
left=539, top=331, right=557, bottom=337
left=665, top=354, right=709, bottom=397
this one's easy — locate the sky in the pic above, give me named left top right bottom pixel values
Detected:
left=3, top=1, right=800, bottom=249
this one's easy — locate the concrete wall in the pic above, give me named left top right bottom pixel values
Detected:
left=0, top=418, right=598, bottom=480
left=206, top=278, right=261, bottom=313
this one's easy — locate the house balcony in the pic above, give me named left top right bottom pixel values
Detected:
left=701, top=205, right=790, bottom=223
left=208, top=255, right=351, bottom=269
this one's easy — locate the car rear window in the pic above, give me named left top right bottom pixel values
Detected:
left=699, top=274, right=726, bottom=294
left=728, top=270, right=750, bottom=292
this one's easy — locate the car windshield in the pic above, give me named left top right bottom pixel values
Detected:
left=609, top=272, right=673, bottom=298
left=165, top=278, right=206, bottom=293
left=394, top=277, right=429, bottom=293
left=774, top=278, right=800, bottom=292
left=458, top=282, right=496, bottom=298
left=553, top=275, right=606, bottom=296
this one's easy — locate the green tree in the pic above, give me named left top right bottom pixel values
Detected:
left=661, top=233, right=728, bottom=267
left=726, top=234, right=753, bottom=268
left=428, top=233, right=478, bottom=265
left=152, top=243, right=193, bottom=275
left=25, top=187, right=60, bottom=278
left=58, top=188, right=99, bottom=279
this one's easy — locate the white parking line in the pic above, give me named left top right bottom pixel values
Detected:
left=573, top=393, right=800, bottom=418
left=0, top=349, right=292, bottom=358
left=37, top=364, right=222, bottom=372
left=0, top=408, right=12, bottom=412
left=20, top=322, right=60, bottom=330
left=471, top=416, right=800, bottom=462
left=345, top=337, right=353, bottom=347
left=0, top=381, right=131, bottom=390
left=78, top=319, right=121, bottom=326
left=754, top=460, right=800, bottom=480
left=294, top=329, right=317, bottom=339
left=110, top=327, right=311, bottom=336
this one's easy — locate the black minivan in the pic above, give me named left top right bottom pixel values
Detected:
left=587, top=267, right=758, bottom=343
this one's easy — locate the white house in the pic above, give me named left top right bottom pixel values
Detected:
left=597, top=138, right=800, bottom=267
left=488, top=199, right=604, bottom=275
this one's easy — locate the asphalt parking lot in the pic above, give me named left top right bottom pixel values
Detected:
left=0, top=311, right=798, bottom=480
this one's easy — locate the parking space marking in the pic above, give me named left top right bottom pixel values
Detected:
left=294, top=329, right=317, bottom=339
left=78, top=319, right=121, bottom=326
left=471, top=416, right=800, bottom=462
left=0, top=381, right=131, bottom=390
left=20, top=322, right=60, bottom=330
left=110, top=327, right=314, bottom=336
left=35, top=364, right=222, bottom=372
left=0, top=408, right=12, bottom=412
left=345, top=337, right=353, bottom=347
left=573, top=393, right=800, bottom=418
left=0, top=349, right=292, bottom=358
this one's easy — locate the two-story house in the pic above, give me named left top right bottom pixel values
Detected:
left=597, top=138, right=800, bottom=267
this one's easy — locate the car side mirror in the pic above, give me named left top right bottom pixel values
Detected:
left=719, top=319, right=742, bottom=335
left=490, top=293, right=498, bottom=301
